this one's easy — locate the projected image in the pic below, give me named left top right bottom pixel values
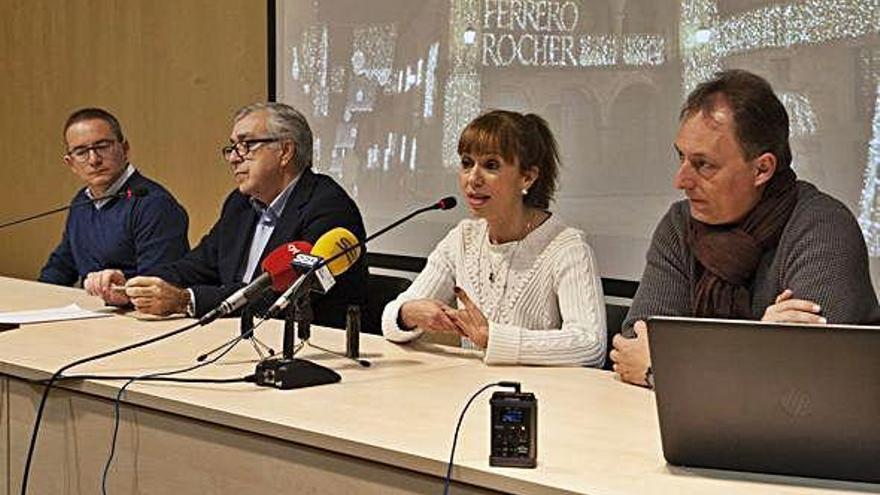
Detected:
left=277, top=0, right=880, bottom=279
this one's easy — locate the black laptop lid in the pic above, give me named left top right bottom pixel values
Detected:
left=648, top=316, right=880, bottom=484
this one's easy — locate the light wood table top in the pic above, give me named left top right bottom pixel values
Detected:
left=0, top=277, right=875, bottom=495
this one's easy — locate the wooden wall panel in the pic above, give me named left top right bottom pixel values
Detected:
left=0, top=0, right=267, bottom=280
left=1, top=376, right=7, bottom=495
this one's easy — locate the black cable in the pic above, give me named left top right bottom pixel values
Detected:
left=57, top=375, right=250, bottom=384
left=20, top=319, right=201, bottom=495
left=100, top=323, right=258, bottom=493
left=103, top=378, right=134, bottom=495
left=442, top=382, right=505, bottom=495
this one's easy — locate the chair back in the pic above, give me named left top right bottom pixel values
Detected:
left=362, top=273, right=412, bottom=334
left=603, top=301, right=630, bottom=370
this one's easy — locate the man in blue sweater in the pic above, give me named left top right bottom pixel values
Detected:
left=40, top=108, right=190, bottom=302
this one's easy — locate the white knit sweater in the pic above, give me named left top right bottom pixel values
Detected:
left=382, top=215, right=606, bottom=366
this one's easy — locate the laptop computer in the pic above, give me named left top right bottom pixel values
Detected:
left=647, top=316, right=880, bottom=484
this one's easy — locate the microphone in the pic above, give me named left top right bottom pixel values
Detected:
left=436, top=196, right=457, bottom=210
left=264, top=228, right=361, bottom=318
left=198, top=241, right=313, bottom=325
left=249, top=198, right=457, bottom=390
left=0, top=187, right=149, bottom=230
left=263, top=196, right=457, bottom=319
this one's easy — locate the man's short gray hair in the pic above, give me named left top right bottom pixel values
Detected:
left=233, top=102, right=313, bottom=171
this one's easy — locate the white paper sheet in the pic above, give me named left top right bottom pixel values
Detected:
left=0, top=304, right=113, bottom=324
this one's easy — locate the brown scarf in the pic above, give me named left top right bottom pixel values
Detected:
left=687, top=167, right=798, bottom=318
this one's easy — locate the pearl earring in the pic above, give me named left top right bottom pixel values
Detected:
left=521, top=188, right=529, bottom=195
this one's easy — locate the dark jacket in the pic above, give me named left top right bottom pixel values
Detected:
left=150, top=168, right=367, bottom=328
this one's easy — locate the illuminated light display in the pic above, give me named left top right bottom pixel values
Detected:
left=681, top=0, right=880, bottom=252
left=290, top=46, right=301, bottom=81
left=276, top=0, right=880, bottom=281
left=682, top=0, right=879, bottom=94
left=443, top=0, right=483, bottom=169
left=423, top=42, right=440, bottom=119
left=330, top=66, right=346, bottom=94
left=483, top=32, right=665, bottom=67
left=481, top=0, right=665, bottom=68
left=859, top=83, right=880, bottom=255
left=351, top=24, right=397, bottom=84
left=779, top=91, right=817, bottom=137
left=410, top=137, right=418, bottom=171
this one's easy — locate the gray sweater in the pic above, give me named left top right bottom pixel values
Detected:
left=624, top=181, right=880, bottom=332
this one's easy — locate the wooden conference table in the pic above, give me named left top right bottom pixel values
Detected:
left=0, top=277, right=875, bottom=495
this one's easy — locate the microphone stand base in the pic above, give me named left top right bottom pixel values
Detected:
left=248, top=336, right=275, bottom=360
left=0, top=323, right=19, bottom=332
left=253, top=358, right=341, bottom=390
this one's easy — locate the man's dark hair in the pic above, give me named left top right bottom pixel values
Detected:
left=63, top=107, right=125, bottom=144
left=681, top=69, right=791, bottom=170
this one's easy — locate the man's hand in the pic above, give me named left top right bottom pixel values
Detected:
left=125, top=276, right=189, bottom=315
left=399, top=298, right=460, bottom=333
left=84, top=269, right=130, bottom=306
left=762, top=289, right=826, bottom=324
left=445, top=286, right=489, bottom=349
left=610, top=320, right=651, bottom=387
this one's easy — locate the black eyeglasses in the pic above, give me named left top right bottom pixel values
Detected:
left=66, top=140, right=119, bottom=163
left=221, top=137, right=281, bottom=162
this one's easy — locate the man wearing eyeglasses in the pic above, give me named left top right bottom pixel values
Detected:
left=39, top=108, right=189, bottom=295
left=88, top=102, right=367, bottom=328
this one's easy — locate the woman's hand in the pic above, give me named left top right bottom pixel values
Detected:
left=399, top=298, right=460, bottom=333
left=444, top=287, right=489, bottom=349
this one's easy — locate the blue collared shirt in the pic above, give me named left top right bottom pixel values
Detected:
left=241, top=175, right=301, bottom=282
left=85, top=163, right=136, bottom=209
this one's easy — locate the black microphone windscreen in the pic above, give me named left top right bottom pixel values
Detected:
left=437, top=196, right=457, bottom=210
left=130, top=187, right=149, bottom=198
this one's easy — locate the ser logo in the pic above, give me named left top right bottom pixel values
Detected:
left=337, top=236, right=360, bottom=264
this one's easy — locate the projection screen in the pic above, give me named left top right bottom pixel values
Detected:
left=275, top=0, right=880, bottom=284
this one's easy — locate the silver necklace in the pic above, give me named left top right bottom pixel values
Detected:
left=479, top=213, right=538, bottom=320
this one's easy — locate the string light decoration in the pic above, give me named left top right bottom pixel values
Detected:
left=344, top=24, right=398, bottom=117
left=622, top=35, right=666, bottom=66
left=858, top=83, right=880, bottom=255
left=577, top=34, right=666, bottom=67
left=681, top=0, right=879, bottom=252
left=716, top=0, right=878, bottom=55
left=779, top=91, right=818, bottom=137
left=442, top=0, right=482, bottom=169
left=302, top=25, right=330, bottom=117
left=423, top=42, right=440, bottom=119
left=682, top=0, right=879, bottom=94
left=350, top=24, right=397, bottom=84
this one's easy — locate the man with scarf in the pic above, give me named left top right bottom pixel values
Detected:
left=610, top=69, right=880, bottom=387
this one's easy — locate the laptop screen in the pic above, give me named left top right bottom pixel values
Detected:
left=647, top=316, right=880, bottom=484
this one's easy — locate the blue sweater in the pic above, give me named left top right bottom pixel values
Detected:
left=39, top=171, right=190, bottom=285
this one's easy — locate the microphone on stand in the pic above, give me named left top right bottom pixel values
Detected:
left=0, top=187, right=149, bottom=230
left=264, top=196, right=457, bottom=319
left=198, top=241, right=313, bottom=326
left=252, top=196, right=458, bottom=390
left=194, top=240, right=313, bottom=362
left=264, top=228, right=362, bottom=319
